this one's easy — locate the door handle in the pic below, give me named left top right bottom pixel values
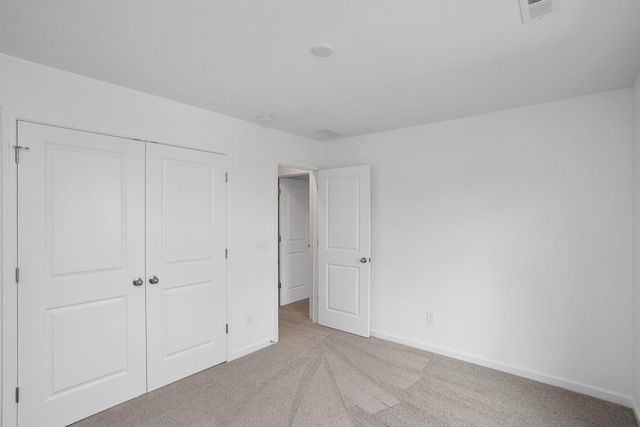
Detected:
left=360, top=257, right=368, bottom=264
left=132, top=277, right=144, bottom=286
left=149, top=275, right=159, bottom=285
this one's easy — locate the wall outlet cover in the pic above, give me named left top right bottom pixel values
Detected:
left=426, top=312, right=435, bottom=325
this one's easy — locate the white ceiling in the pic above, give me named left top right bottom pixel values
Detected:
left=1, top=1, right=639, bottom=141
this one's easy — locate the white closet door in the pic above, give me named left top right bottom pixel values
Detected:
left=279, top=177, right=310, bottom=306
left=145, top=143, right=227, bottom=391
left=318, top=165, right=371, bottom=337
left=17, top=122, right=147, bottom=427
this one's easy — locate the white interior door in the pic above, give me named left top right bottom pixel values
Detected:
left=279, top=177, right=310, bottom=306
left=145, top=143, right=227, bottom=391
left=318, top=165, right=371, bottom=337
left=17, top=122, right=147, bottom=427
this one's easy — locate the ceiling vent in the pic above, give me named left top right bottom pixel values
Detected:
left=519, top=0, right=558, bottom=23
left=314, top=128, right=344, bottom=139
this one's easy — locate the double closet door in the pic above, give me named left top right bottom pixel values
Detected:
left=16, top=122, right=226, bottom=427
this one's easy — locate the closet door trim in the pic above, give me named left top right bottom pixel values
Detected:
left=0, top=108, right=229, bottom=427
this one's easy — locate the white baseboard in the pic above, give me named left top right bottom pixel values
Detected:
left=633, top=398, right=640, bottom=425
left=370, top=329, right=634, bottom=408
left=229, top=339, right=275, bottom=361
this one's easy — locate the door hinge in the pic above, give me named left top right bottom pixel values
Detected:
left=225, top=249, right=228, bottom=259
left=225, top=172, right=228, bottom=183
left=15, top=267, right=19, bottom=284
left=15, top=387, right=19, bottom=403
left=226, top=324, right=229, bottom=334
left=278, top=282, right=281, bottom=289
left=278, top=236, right=281, bottom=242
left=278, top=188, right=281, bottom=196
left=13, top=145, right=30, bottom=164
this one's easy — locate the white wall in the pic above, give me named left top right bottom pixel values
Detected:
left=633, top=72, right=640, bottom=416
left=1, top=50, right=636, bottom=416
left=0, top=53, right=322, bottom=362
left=324, top=89, right=634, bottom=404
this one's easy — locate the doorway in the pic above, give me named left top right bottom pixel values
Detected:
left=279, top=173, right=310, bottom=306
left=274, top=163, right=372, bottom=341
left=277, top=165, right=315, bottom=330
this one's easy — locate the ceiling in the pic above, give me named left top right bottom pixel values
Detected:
left=1, top=1, right=639, bottom=141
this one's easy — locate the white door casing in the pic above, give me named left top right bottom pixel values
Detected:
left=318, top=165, right=371, bottom=337
left=17, top=122, right=147, bottom=426
left=145, top=143, right=227, bottom=391
left=278, top=177, right=310, bottom=306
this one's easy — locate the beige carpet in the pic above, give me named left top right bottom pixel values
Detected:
left=73, top=299, right=637, bottom=426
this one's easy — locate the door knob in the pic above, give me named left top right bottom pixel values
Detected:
left=360, top=257, right=368, bottom=263
left=132, top=277, right=143, bottom=286
left=149, top=275, right=159, bottom=285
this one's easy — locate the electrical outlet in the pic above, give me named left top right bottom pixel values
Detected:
left=246, top=313, right=254, bottom=326
left=257, top=240, right=270, bottom=252
left=426, top=312, right=435, bottom=325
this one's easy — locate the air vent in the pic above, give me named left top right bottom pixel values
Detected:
left=519, top=0, right=558, bottom=23
left=314, top=128, right=344, bottom=139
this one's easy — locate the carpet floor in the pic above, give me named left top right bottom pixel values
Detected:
left=73, top=299, right=638, bottom=426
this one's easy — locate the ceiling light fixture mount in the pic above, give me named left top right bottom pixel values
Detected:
left=314, top=128, right=343, bottom=139
left=311, top=44, right=335, bottom=58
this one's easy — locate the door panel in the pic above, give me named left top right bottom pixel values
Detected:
left=327, top=264, right=360, bottom=315
left=50, top=147, right=126, bottom=275
left=146, top=143, right=226, bottom=391
left=279, top=178, right=310, bottom=306
left=318, top=165, right=371, bottom=337
left=17, top=122, right=147, bottom=427
left=327, top=176, right=360, bottom=250
left=48, top=297, right=128, bottom=394
left=163, top=282, right=213, bottom=358
left=162, top=159, right=213, bottom=264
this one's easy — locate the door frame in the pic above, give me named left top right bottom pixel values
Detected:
left=0, top=107, right=230, bottom=427
left=273, top=159, right=319, bottom=343
left=278, top=176, right=311, bottom=307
